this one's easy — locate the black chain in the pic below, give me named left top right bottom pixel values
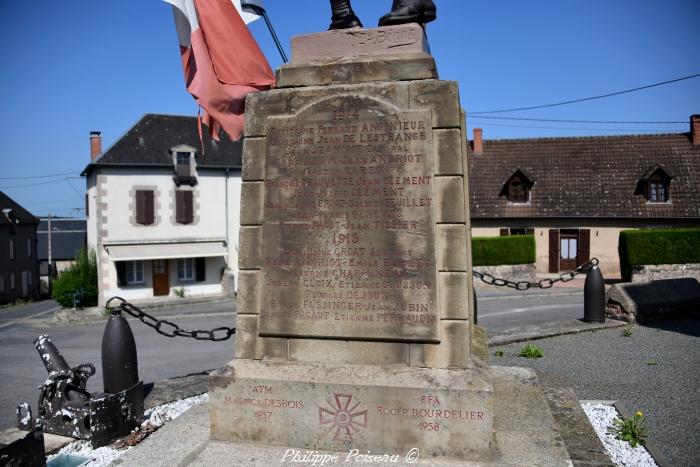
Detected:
left=472, top=258, right=599, bottom=290
left=105, top=297, right=235, bottom=341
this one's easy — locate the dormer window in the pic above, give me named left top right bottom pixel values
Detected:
left=637, top=165, right=672, bottom=203
left=171, top=144, right=198, bottom=186
left=500, top=169, right=534, bottom=204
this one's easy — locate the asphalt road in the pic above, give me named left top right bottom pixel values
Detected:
left=494, top=319, right=700, bottom=467
left=0, top=299, right=235, bottom=431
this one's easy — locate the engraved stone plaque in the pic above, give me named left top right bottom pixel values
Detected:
left=261, top=95, right=438, bottom=341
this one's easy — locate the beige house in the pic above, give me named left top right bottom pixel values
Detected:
left=82, top=114, right=243, bottom=306
left=468, top=115, right=700, bottom=277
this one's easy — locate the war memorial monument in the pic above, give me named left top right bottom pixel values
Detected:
left=209, top=3, right=572, bottom=463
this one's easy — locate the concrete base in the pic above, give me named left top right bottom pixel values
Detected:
left=209, top=360, right=494, bottom=462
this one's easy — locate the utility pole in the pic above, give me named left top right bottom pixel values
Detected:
left=48, top=213, right=52, bottom=295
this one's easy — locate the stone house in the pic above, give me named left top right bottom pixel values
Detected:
left=82, top=114, right=243, bottom=306
left=37, top=217, right=87, bottom=289
left=468, top=115, right=700, bottom=277
left=0, top=191, right=39, bottom=303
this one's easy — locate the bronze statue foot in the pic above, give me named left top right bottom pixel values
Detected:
left=378, top=0, right=437, bottom=27
left=329, top=0, right=363, bottom=30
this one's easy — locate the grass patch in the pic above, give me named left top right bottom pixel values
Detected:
left=610, top=410, right=649, bottom=447
left=518, top=345, right=544, bottom=359
left=621, top=327, right=634, bottom=337
left=494, top=350, right=504, bottom=357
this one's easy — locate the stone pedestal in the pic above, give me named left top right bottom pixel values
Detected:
left=210, top=24, right=491, bottom=462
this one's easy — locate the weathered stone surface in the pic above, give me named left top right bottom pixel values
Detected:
left=433, top=128, right=463, bottom=175
left=255, top=337, right=288, bottom=361
left=260, top=95, right=438, bottom=342
left=238, top=226, right=262, bottom=270
left=631, top=262, right=700, bottom=283
left=209, top=360, right=493, bottom=461
left=234, top=315, right=259, bottom=360
left=244, top=91, right=290, bottom=137
left=435, top=176, right=465, bottom=223
left=346, top=341, right=409, bottom=366
left=240, top=182, right=264, bottom=225
left=437, top=224, right=467, bottom=271
left=409, top=80, right=461, bottom=128
left=276, top=54, right=437, bottom=88
left=409, top=320, right=470, bottom=369
left=606, top=278, right=700, bottom=322
left=291, top=24, right=430, bottom=63
left=236, top=270, right=261, bottom=314
left=289, top=82, right=410, bottom=115
left=439, top=272, right=469, bottom=320
left=289, top=339, right=348, bottom=364
left=242, top=137, right=266, bottom=181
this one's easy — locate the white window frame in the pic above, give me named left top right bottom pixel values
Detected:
left=177, top=258, right=195, bottom=282
left=126, top=261, right=145, bottom=285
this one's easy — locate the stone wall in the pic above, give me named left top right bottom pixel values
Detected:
left=473, top=264, right=536, bottom=289
left=631, top=263, right=700, bottom=283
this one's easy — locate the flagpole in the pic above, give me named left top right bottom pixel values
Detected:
left=242, top=3, right=288, bottom=63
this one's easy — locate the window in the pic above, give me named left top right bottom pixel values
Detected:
left=176, top=190, right=194, bottom=224
left=647, top=174, right=669, bottom=202
left=10, top=273, right=15, bottom=290
left=126, top=261, right=144, bottom=284
left=500, top=228, right=534, bottom=236
left=508, top=176, right=529, bottom=203
left=176, top=152, right=191, bottom=177
left=135, top=190, right=155, bottom=225
left=0, top=275, right=4, bottom=293
left=9, top=237, right=14, bottom=260
left=27, top=238, right=32, bottom=257
left=178, top=258, right=195, bottom=281
left=27, top=271, right=32, bottom=288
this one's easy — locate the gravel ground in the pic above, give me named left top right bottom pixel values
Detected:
left=491, top=318, right=700, bottom=467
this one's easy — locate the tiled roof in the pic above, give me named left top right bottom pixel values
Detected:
left=0, top=191, right=39, bottom=225
left=82, top=114, right=242, bottom=175
left=467, top=132, right=700, bottom=219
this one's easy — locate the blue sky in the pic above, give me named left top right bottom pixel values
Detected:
left=1, top=0, right=698, bottom=217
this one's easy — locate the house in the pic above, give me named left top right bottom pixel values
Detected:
left=0, top=191, right=39, bottom=303
left=37, top=217, right=87, bottom=290
left=82, top=114, right=242, bottom=306
left=468, top=115, right=700, bottom=277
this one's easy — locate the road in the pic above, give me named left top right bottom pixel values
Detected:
left=0, top=289, right=585, bottom=430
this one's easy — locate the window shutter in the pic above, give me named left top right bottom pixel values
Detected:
left=195, top=257, right=206, bottom=282
left=116, top=262, right=127, bottom=287
left=578, top=229, right=590, bottom=266
left=145, top=191, right=154, bottom=224
left=176, top=191, right=185, bottom=223
left=184, top=191, right=193, bottom=224
left=548, top=229, right=560, bottom=273
left=499, top=228, right=509, bottom=236
left=136, top=191, right=145, bottom=224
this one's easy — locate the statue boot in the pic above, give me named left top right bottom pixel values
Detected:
left=378, top=0, right=437, bottom=27
left=328, top=0, right=363, bottom=30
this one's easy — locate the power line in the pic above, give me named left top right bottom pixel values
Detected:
left=0, top=179, right=66, bottom=189
left=470, top=73, right=700, bottom=115
left=469, top=115, right=688, bottom=124
left=469, top=121, right=676, bottom=133
left=0, top=171, right=79, bottom=180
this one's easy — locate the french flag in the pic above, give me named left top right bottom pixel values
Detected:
left=164, top=0, right=276, bottom=141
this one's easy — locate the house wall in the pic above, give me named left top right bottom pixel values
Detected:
left=88, top=166, right=241, bottom=305
left=471, top=225, right=625, bottom=277
left=0, top=223, right=39, bottom=303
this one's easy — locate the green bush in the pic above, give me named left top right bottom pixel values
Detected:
left=472, top=235, right=536, bottom=266
left=52, top=248, right=98, bottom=308
left=618, top=228, right=700, bottom=281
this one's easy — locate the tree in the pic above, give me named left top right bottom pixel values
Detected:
left=51, top=248, right=98, bottom=308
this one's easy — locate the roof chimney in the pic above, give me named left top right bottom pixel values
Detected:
left=473, top=128, right=483, bottom=155
left=692, top=115, right=700, bottom=146
left=90, top=131, right=102, bottom=161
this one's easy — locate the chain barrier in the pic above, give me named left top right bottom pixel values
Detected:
left=105, top=297, right=235, bottom=341
left=472, top=258, right=599, bottom=290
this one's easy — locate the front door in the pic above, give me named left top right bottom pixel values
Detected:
left=559, top=230, right=578, bottom=271
left=152, top=259, right=169, bottom=296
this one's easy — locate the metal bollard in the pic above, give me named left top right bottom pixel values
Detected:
left=101, top=308, right=139, bottom=394
left=583, top=265, right=605, bottom=323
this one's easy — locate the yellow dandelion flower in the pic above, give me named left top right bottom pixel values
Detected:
left=636, top=411, right=644, bottom=417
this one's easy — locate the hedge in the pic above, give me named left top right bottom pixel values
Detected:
left=618, top=228, right=700, bottom=281
left=472, top=235, right=536, bottom=267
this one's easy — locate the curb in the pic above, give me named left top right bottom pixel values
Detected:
left=614, top=400, right=673, bottom=467
left=488, top=319, right=627, bottom=347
